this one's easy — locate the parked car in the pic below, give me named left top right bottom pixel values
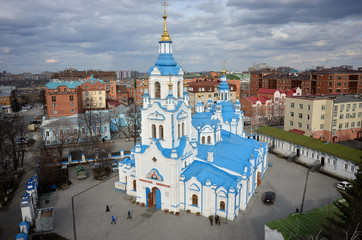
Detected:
left=263, top=191, right=276, bottom=204
left=112, top=163, right=119, bottom=172
left=337, top=181, right=352, bottom=191
left=16, top=137, right=30, bottom=145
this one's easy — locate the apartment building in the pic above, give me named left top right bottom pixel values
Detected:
left=284, top=94, right=362, bottom=142
left=45, top=81, right=82, bottom=118
left=51, top=69, right=117, bottom=100
left=0, top=85, right=16, bottom=113
left=250, top=69, right=310, bottom=96
left=306, top=66, right=362, bottom=95
left=80, top=78, right=106, bottom=110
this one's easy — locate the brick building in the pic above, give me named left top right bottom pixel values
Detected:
left=45, top=81, right=82, bottom=118
left=284, top=94, right=362, bottom=142
left=250, top=66, right=362, bottom=97
left=51, top=69, right=117, bottom=100
left=240, top=88, right=302, bottom=126
left=306, top=66, right=362, bottom=95
left=250, top=69, right=310, bottom=96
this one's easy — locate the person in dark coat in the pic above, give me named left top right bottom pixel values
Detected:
left=111, top=215, right=116, bottom=224
left=209, top=216, right=213, bottom=226
left=215, top=215, right=220, bottom=226
left=127, top=210, right=132, bottom=220
left=106, top=205, right=110, bottom=212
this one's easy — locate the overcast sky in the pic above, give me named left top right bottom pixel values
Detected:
left=1, top=0, right=361, bottom=74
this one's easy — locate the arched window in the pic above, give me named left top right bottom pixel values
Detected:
left=182, top=122, right=185, bottom=136
left=178, top=124, right=180, bottom=138
left=207, top=136, right=211, bottom=144
left=159, top=125, right=164, bottom=139
left=155, top=82, right=161, bottom=98
left=184, top=161, right=186, bottom=168
left=177, top=81, right=181, bottom=98
left=220, top=201, right=225, bottom=210
left=202, top=136, right=205, bottom=144
left=221, top=92, right=224, bottom=101
left=152, top=124, right=156, bottom=138
left=192, top=194, right=198, bottom=206
left=133, top=180, right=137, bottom=191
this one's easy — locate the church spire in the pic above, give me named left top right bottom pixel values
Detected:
left=161, top=2, right=171, bottom=42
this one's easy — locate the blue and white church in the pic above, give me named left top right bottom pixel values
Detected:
left=115, top=10, right=269, bottom=220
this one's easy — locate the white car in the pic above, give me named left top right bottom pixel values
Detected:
left=337, top=181, right=352, bottom=190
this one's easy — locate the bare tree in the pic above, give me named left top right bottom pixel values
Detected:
left=0, top=118, right=27, bottom=172
left=124, top=104, right=141, bottom=144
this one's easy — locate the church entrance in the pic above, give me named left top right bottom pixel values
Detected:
left=146, top=187, right=161, bottom=209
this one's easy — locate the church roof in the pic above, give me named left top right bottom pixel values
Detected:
left=182, top=130, right=265, bottom=190
left=192, top=111, right=219, bottom=129
left=220, top=102, right=239, bottom=123
left=155, top=136, right=188, bottom=158
left=196, top=130, right=261, bottom=176
left=181, top=160, right=240, bottom=190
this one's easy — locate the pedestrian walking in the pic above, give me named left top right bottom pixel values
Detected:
left=215, top=215, right=220, bottom=226
left=209, top=216, right=213, bottom=226
left=111, top=215, right=116, bottom=224
left=106, top=205, right=110, bottom=212
left=127, top=210, right=132, bottom=220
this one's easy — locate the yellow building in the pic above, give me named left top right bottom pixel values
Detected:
left=285, top=94, right=362, bottom=142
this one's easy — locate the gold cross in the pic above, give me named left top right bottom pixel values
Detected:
left=162, top=1, right=168, bottom=15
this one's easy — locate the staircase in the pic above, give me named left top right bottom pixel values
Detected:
left=309, top=160, right=323, bottom=172
left=287, top=153, right=298, bottom=162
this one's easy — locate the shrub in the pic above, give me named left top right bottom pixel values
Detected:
left=175, top=212, right=180, bottom=215
left=186, top=209, right=191, bottom=213
left=170, top=211, right=174, bottom=214
left=196, top=212, right=200, bottom=216
left=140, top=203, right=145, bottom=207
left=164, top=209, right=169, bottom=213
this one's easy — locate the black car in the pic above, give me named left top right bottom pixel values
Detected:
left=263, top=191, right=276, bottom=204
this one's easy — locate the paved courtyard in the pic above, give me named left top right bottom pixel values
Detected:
left=46, top=153, right=341, bottom=240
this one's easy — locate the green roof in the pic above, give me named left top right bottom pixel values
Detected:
left=266, top=204, right=338, bottom=239
left=256, top=126, right=362, bottom=164
left=226, top=74, right=240, bottom=80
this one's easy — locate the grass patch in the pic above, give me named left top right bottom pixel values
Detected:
left=256, top=126, right=362, bottom=164
left=266, top=204, right=338, bottom=239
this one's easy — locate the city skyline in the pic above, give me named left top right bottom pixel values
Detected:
left=1, top=0, right=361, bottom=74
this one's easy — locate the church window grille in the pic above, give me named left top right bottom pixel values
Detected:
left=152, top=124, right=156, bottom=138
left=192, top=194, right=198, bottom=206
left=202, top=136, right=205, bottom=144
left=207, top=136, right=211, bottom=144
left=133, top=180, right=136, bottom=191
left=182, top=122, right=185, bottom=136
left=220, top=201, right=225, bottom=210
left=159, top=125, right=164, bottom=139
left=155, top=82, right=161, bottom=98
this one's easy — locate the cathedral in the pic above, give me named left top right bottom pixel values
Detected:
left=115, top=9, right=268, bottom=220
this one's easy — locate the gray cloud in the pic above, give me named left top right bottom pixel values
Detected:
left=0, top=0, right=361, bottom=73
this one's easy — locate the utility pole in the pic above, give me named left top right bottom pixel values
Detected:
left=300, top=168, right=310, bottom=213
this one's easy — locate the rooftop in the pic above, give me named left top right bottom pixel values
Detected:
left=256, top=126, right=362, bottom=164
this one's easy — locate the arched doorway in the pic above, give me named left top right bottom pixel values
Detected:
left=146, top=187, right=161, bottom=209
